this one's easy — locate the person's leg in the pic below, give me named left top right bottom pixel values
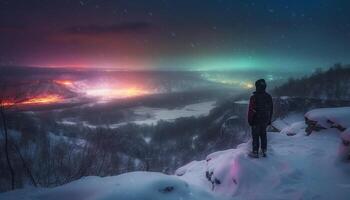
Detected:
left=260, top=124, right=267, bottom=152
left=252, top=126, right=260, bottom=153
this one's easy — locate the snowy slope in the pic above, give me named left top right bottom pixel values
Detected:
left=177, top=129, right=350, bottom=199
left=1, top=107, right=350, bottom=200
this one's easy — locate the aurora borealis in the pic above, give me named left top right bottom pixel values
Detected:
left=0, top=0, right=349, bottom=72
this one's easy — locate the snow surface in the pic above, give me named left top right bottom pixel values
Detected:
left=2, top=107, right=350, bottom=200
left=0, top=172, right=217, bottom=200
left=280, top=96, right=290, bottom=100
left=233, top=100, right=249, bottom=105
left=280, top=121, right=306, bottom=135
left=57, top=119, right=98, bottom=129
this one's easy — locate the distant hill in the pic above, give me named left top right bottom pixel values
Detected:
left=273, top=64, right=350, bottom=100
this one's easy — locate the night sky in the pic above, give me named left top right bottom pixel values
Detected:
left=0, top=0, right=349, bottom=72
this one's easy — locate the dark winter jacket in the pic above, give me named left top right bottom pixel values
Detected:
left=248, top=85, right=273, bottom=126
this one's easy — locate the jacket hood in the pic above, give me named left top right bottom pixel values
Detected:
left=255, top=79, right=266, bottom=93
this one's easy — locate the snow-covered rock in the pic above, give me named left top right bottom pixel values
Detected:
left=305, top=107, right=350, bottom=129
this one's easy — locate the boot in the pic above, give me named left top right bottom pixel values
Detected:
left=261, top=149, right=267, bottom=157
left=249, top=151, right=259, bottom=158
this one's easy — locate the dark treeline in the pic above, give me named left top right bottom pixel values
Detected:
left=273, top=64, right=350, bottom=100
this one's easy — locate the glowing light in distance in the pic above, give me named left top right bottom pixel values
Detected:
left=244, top=83, right=254, bottom=89
left=54, top=80, right=74, bottom=86
left=21, top=95, right=63, bottom=104
left=85, top=87, right=150, bottom=99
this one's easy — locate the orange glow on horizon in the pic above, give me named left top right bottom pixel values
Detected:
left=21, top=95, right=63, bottom=105
left=1, top=95, right=63, bottom=107
left=1, top=100, right=15, bottom=107
left=85, top=87, right=151, bottom=99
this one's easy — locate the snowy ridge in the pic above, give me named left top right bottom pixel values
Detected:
left=1, top=107, right=350, bottom=200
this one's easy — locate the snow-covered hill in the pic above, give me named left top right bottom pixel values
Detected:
left=0, top=172, right=217, bottom=200
left=1, top=107, right=350, bottom=200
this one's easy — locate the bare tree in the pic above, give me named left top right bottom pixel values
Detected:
left=0, top=82, right=18, bottom=189
left=12, top=142, right=38, bottom=187
left=0, top=83, right=38, bottom=190
left=0, top=101, right=15, bottom=190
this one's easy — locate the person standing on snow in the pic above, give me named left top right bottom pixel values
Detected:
left=248, top=79, right=273, bottom=158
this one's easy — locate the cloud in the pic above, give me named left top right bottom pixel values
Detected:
left=64, top=21, right=153, bottom=35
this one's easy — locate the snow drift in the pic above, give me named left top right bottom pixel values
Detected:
left=0, top=172, right=217, bottom=200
